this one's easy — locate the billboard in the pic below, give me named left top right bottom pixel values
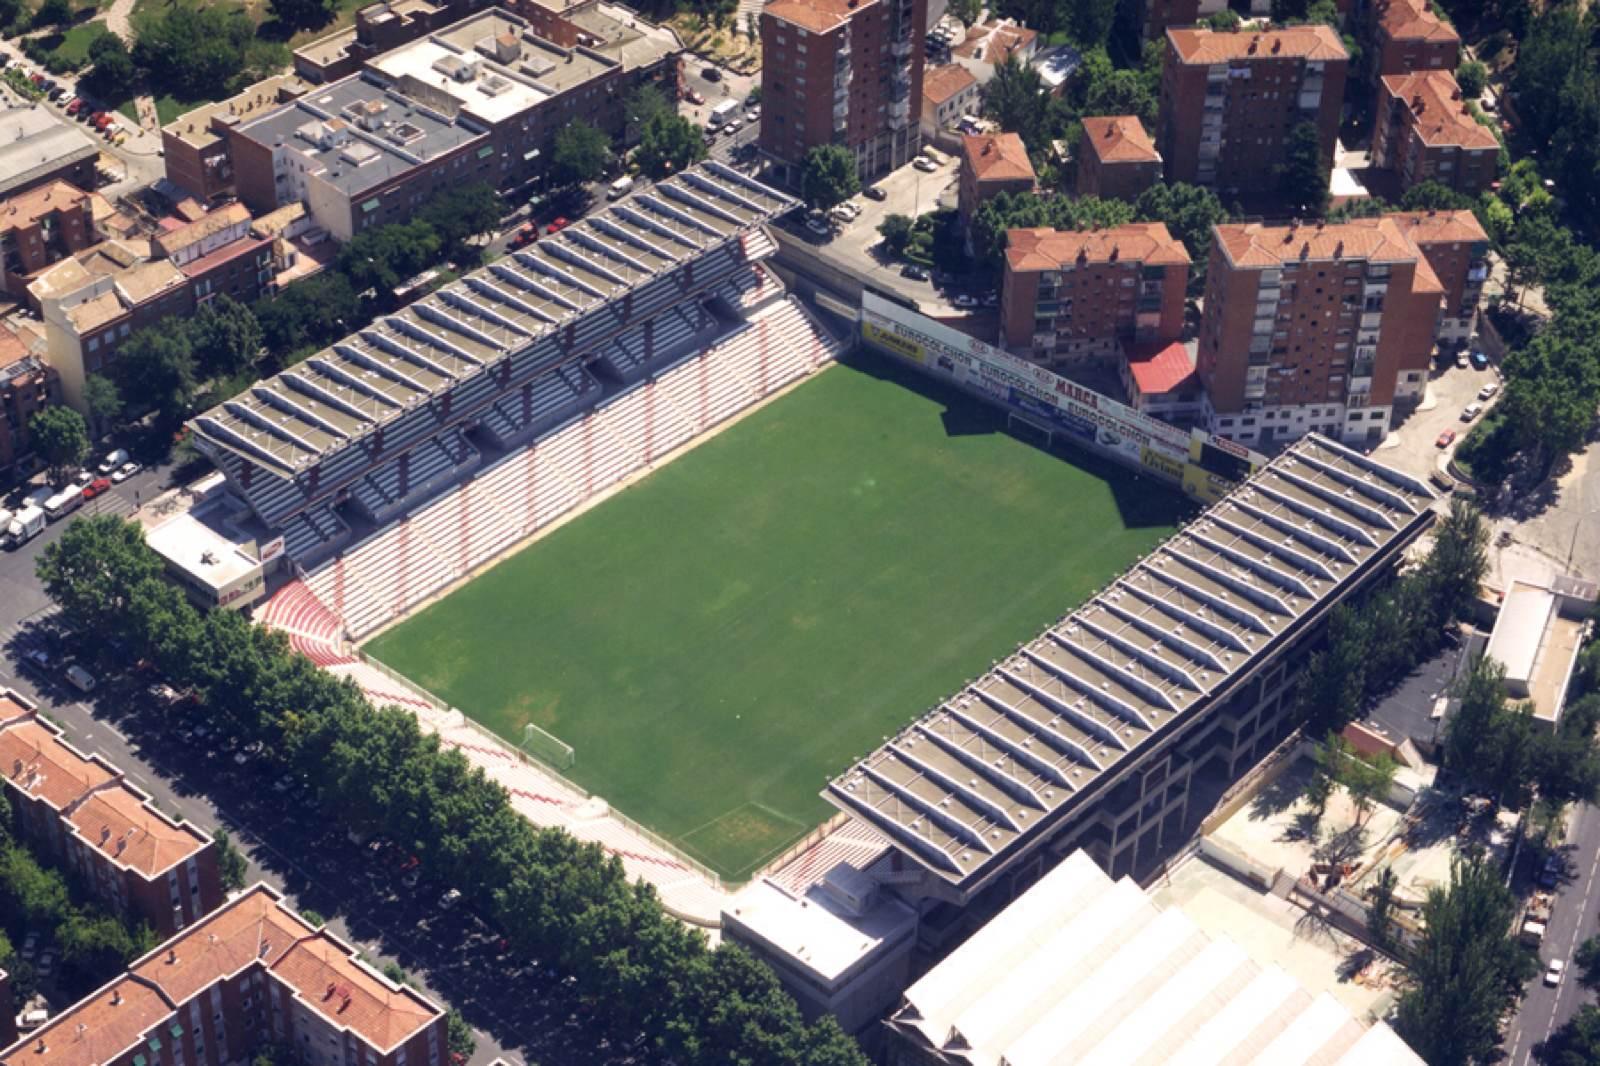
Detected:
left=859, top=291, right=1264, bottom=502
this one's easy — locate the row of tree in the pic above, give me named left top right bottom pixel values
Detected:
left=1294, top=500, right=1489, bottom=736
left=35, top=516, right=867, bottom=1066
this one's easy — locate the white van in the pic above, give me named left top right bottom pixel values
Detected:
left=66, top=664, right=97, bottom=693
left=98, top=448, right=129, bottom=474
left=607, top=175, right=635, bottom=200
left=43, top=485, right=83, bottom=520
left=708, top=99, right=739, bottom=128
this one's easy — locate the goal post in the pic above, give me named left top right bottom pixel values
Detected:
left=521, top=723, right=576, bottom=770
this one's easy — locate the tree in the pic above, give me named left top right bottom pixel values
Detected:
left=1445, top=655, right=1539, bottom=808
left=552, top=121, right=612, bottom=187
left=29, top=406, right=90, bottom=484
left=1278, top=121, right=1328, bottom=216
left=636, top=111, right=707, bottom=180
left=1134, top=182, right=1227, bottom=286
left=190, top=296, right=263, bottom=381
left=267, top=0, right=335, bottom=33
left=133, top=4, right=259, bottom=100
left=257, top=272, right=360, bottom=356
left=1398, top=180, right=1475, bottom=212
left=1455, top=59, right=1487, bottom=99
left=1068, top=0, right=1117, bottom=48
left=1204, top=8, right=1242, bottom=29
left=1417, top=498, right=1488, bottom=630
left=1395, top=855, right=1538, bottom=1065
left=1538, top=1006, right=1600, bottom=1066
left=1575, top=934, right=1600, bottom=993
left=0, top=0, right=22, bottom=32
left=36, top=516, right=166, bottom=643
left=446, top=1011, right=476, bottom=1059
left=83, top=374, right=123, bottom=435
left=58, top=913, right=146, bottom=988
left=949, top=0, right=980, bottom=24
left=417, top=182, right=503, bottom=265
left=213, top=828, right=248, bottom=893
left=32, top=0, right=71, bottom=27
left=878, top=213, right=915, bottom=257
left=1510, top=6, right=1589, bottom=151
left=1343, top=751, right=1398, bottom=826
left=800, top=144, right=860, bottom=211
left=1308, top=731, right=1351, bottom=819
left=982, top=57, right=1055, bottom=151
left=1295, top=605, right=1369, bottom=734
left=1367, top=866, right=1399, bottom=952
left=969, top=190, right=1135, bottom=267
left=81, top=33, right=138, bottom=103
left=338, top=220, right=442, bottom=305
left=1533, top=694, right=1600, bottom=809
left=116, top=325, right=198, bottom=425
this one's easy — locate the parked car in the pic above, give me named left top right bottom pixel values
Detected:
left=912, top=155, right=938, bottom=173
left=112, top=460, right=141, bottom=483
left=804, top=214, right=831, bottom=237
left=1478, top=382, right=1499, bottom=401
left=863, top=185, right=887, bottom=201
left=65, top=664, right=98, bottom=693
left=701, top=65, right=721, bottom=81
left=65, top=97, right=80, bottom=114
left=1546, top=959, right=1566, bottom=986
left=98, top=448, right=129, bottom=474
left=901, top=264, right=930, bottom=281
left=685, top=88, right=705, bottom=105
left=1454, top=350, right=1470, bottom=369
left=1435, top=429, right=1456, bottom=449
left=439, top=888, right=463, bottom=909
left=82, top=476, right=111, bottom=500
left=23, top=647, right=53, bottom=672
left=952, top=294, right=978, bottom=309
left=1470, top=349, right=1489, bottom=370
left=745, top=108, right=759, bottom=122
left=544, top=216, right=569, bottom=235
left=508, top=222, right=537, bottom=249
left=1460, top=402, right=1483, bottom=422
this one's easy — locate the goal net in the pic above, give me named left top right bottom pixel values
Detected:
left=521, top=723, right=576, bottom=770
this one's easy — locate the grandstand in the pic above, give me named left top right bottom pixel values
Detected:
left=822, top=435, right=1439, bottom=903
left=189, top=162, right=801, bottom=572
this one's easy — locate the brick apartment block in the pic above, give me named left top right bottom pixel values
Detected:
left=0, top=182, right=95, bottom=300
left=760, top=0, right=925, bottom=181
left=0, top=884, right=446, bottom=1066
left=958, top=132, right=1036, bottom=231
left=1000, top=223, right=1189, bottom=366
left=1373, top=71, right=1499, bottom=199
left=1197, top=215, right=1449, bottom=448
left=0, top=691, right=221, bottom=938
left=1158, top=27, right=1348, bottom=197
left=1370, top=0, right=1459, bottom=79
left=1077, top=116, right=1163, bottom=203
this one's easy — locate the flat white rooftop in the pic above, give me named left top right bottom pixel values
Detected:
left=1487, top=579, right=1588, bottom=723
left=143, top=502, right=262, bottom=592
left=722, top=872, right=916, bottom=988
left=369, top=38, right=550, bottom=124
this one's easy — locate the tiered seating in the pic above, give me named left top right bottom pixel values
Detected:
left=482, top=366, right=597, bottom=446
left=539, top=408, right=640, bottom=501
left=656, top=342, right=758, bottom=433
left=304, top=518, right=453, bottom=638
left=765, top=819, right=893, bottom=894
left=715, top=263, right=781, bottom=312
left=256, top=580, right=352, bottom=666
left=280, top=504, right=348, bottom=563
left=472, top=442, right=580, bottom=536
left=593, top=379, right=695, bottom=466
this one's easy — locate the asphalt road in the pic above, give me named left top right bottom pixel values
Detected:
left=1505, top=803, right=1600, bottom=1064
left=0, top=470, right=652, bottom=1066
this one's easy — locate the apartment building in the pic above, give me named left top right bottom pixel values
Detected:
left=1373, top=71, right=1499, bottom=198
left=161, top=76, right=312, bottom=206
left=1076, top=116, right=1162, bottom=202
left=1197, top=216, right=1446, bottom=447
left=1136, top=0, right=1229, bottom=43
left=0, top=181, right=95, bottom=299
left=30, top=242, right=192, bottom=413
left=230, top=9, right=657, bottom=241
left=155, top=203, right=275, bottom=307
left=999, top=223, right=1189, bottom=365
left=1370, top=0, right=1459, bottom=79
left=1392, top=208, right=1489, bottom=343
left=1120, top=339, right=1203, bottom=423
left=293, top=0, right=489, bottom=83
left=0, top=326, right=62, bottom=477
left=759, top=0, right=925, bottom=181
left=957, top=133, right=1035, bottom=231
left=1158, top=27, right=1348, bottom=197
left=949, top=18, right=1036, bottom=83
left=0, top=884, right=447, bottom=1066
left=920, top=63, right=977, bottom=139
left=0, top=692, right=221, bottom=938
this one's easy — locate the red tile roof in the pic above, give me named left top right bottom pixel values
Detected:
left=1376, top=0, right=1459, bottom=44
left=962, top=132, right=1036, bottom=183
left=1081, top=116, right=1160, bottom=164
left=1386, top=208, right=1488, bottom=245
left=1214, top=217, right=1420, bottom=268
left=1167, top=25, right=1348, bottom=64
left=1381, top=71, right=1499, bottom=150
left=1125, top=341, right=1197, bottom=396
left=1005, top=223, right=1191, bottom=271
left=0, top=180, right=89, bottom=236
left=923, top=63, right=977, bottom=107
left=763, top=0, right=857, bottom=34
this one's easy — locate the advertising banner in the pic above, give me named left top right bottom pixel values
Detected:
left=859, top=291, right=1264, bottom=501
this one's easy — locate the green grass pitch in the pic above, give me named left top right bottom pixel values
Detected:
left=365, top=351, right=1190, bottom=880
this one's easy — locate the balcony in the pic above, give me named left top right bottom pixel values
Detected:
left=888, top=97, right=911, bottom=129
left=890, top=38, right=911, bottom=59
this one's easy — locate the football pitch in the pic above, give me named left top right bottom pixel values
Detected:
left=365, top=351, right=1189, bottom=880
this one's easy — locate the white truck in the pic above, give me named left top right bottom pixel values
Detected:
left=43, top=485, right=83, bottom=521
left=4, top=504, right=46, bottom=547
left=708, top=99, right=739, bottom=128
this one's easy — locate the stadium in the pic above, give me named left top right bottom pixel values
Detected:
left=185, top=161, right=1190, bottom=915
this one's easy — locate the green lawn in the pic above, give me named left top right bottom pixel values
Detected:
left=366, top=352, right=1188, bottom=880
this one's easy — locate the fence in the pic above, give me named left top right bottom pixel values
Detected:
left=356, top=649, right=728, bottom=893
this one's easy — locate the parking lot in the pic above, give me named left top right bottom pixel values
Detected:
left=1379, top=349, right=1502, bottom=482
